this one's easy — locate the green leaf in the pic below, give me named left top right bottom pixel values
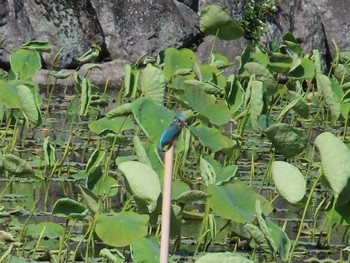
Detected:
left=79, top=78, right=92, bottom=116
left=118, top=161, right=161, bottom=213
left=2, top=154, right=39, bottom=179
left=92, top=175, right=119, bottom=198
left=77, top=184, right=100, bottom=215
left=132, top=237, right=160, bottom=263
left=180, top=86, right=231, bottom=126
left=27, top=222, right=65, bottom=238
left=21, top=40, right=52, bottom=53
left=286, top=91, right=309, bottom=119
left=86, top=149, right=106, bottom=174
left=43, top=137, right=56, bottom=166
left=283, top=32, right=303, bottom=54
left=95, top=212, right=149, bottom=247
left=264, top=123, right=308, bottom=158
left=131, top=98, right=184, bottom=150
left=200, top=155, right=217, bottom=185
left=89, top=117, right=136, bottom=136
left=0, top=80, right=21, bottom=108
left=140, top=64, right=165, bottom=104
left=267, top=52, right=293, bottom=73
left=172, top=180, right=191, bottom=200
left=176, top=190, right=208, bottom=204
left=10, top=49, right=41, bottom=79
left=200, top=5, right=244, bottom=40
left=163, top=48, right=198, bottom=80
left=184, top=79, right=222, bottom=95
left=271, top=161, right=306, bottom=203
left=16, top=84, right=42, bottom=126
left=124, top=64, right=140, bottom=98
left=190, top=124, right=235, bottom=153
left=207, top=182, right=272, bottom=223
left=106, top=103, right=133, bottom=118
left=288, top=58, right=315, bottom=80
left=226, top=76, right=244, bottom=114
left=52, top=198, right=88, bottom=219
left=142, top=142, right=164, bottom=182
left=266, top=218, right=291, bottom=261
left=315, top=132, right=350, bottom=206
left=244, top=62, right=277, bottom=96
left=196, top=252, right=254, bottom=263
left=250, top=80, right=264, bottom=130
left=316, top=74, right=341, bottom=119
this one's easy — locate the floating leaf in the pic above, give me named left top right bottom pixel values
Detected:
left=200, top=5, right=244, bottom=40
left=196, top=252, right=254, bottom=263
left=271, top=161, right=306, bottom=203
left=180, top=86, right=231, bottom=125
left=52, top=198, right=88, bottom=219
left=119, top=161, right=161, bottom=213
left=190, top=124, right=235, bottom=153
left=95, top=212, right=149, bottom=247
left=132, top=237, right=160, bottom=263
left=315, top=132, right=350, bottom=206
left=27, top=222, right=65, bottom=238
left=207, top=182, right=272, bottom=223
left=140, top=64, right=165, bottom=104
left=264, top=123, right=308, bottom=158
left=10, top=48, right=41, bottom=79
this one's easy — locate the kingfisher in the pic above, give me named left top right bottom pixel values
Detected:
left=159, top=114, right=186, bottom=151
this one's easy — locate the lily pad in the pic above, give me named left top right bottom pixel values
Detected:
left=271, top=161, right=306, bottom=204
left=95, top=212, right=149, bottom=247
left=207, top=182, right=272, bottom=223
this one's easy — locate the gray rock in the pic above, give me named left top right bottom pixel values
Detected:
left=317, top=0, right=350, bottom=56
left=0, top=0, right=104, bottom=69
left=90, top=0, right=199, bottom=62
left=0, top=0, right=200, bottom=69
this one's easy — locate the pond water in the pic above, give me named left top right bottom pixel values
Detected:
left=1, top=92, right=349, bottom=263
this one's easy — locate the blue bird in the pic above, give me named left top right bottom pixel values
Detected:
left=159, top=114, right=186, bottom=151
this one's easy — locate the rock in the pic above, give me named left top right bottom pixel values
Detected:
left=90, top=0, right=199, bottom=62
left=317, top=0, right=350, bottom=56
left=0, top=0, right=200, bottom=69
left=0, top=0, right=104, bottom=69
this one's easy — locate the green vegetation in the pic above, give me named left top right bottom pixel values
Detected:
left=1, top=4, right=350, bottom=263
